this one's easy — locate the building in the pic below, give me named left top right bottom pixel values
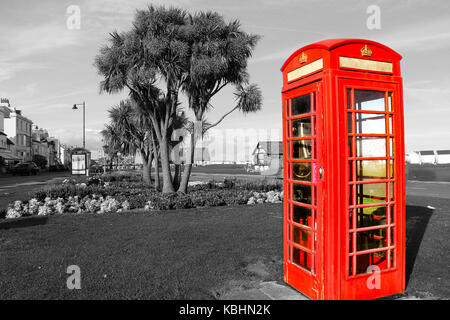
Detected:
left=59, top=144, right=72, bottom=167
left=407, top=149, right=450, bottom=165
left=436, top=150, right=450, bottom=164
left=418, top=150, right=436, bottom=164
left=0, top=105, right=21, bottom=171
left=1, top=99, right=33, bottom=162
left=0, top=105, right=7, bottom=150
left=32, top=126, right=50, bottom=167
left=252, top=141, right=283, bottom=172
left=405, top=151, right=421, bottom=164
left=47, top=137, right=60, bottom=166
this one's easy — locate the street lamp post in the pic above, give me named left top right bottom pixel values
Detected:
left=72, top=102, right=85, bottom=149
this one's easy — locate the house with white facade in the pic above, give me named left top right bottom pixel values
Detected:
left=1, top=99, right=33, bottom=162
left=0, top=103, right=21, bottom=171
left=436, top=150, right=450, bottom=164
left=252, top=141, right=283, bottom=172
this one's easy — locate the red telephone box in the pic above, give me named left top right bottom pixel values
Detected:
left=281, top=39, right=405, bottom=300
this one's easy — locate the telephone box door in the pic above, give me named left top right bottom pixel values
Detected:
left=284, top=81, right=324, bottom=300
left=339, top=79, right=405, bottom=299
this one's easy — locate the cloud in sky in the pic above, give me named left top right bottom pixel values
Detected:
left=0, top=24, right=81, bottom=60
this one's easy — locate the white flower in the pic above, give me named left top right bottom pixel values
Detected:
left=121, top=200, right=130, bottom=211
left=6, top=208, right=21, bottom=219
left=13, top=200, right=22, bottom=211
left=38, top=205, right=49, bottom=216
left=247, top=197, right=256, bottom=205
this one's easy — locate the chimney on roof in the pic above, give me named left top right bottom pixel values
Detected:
left=0, top=98, right=10, bottom=107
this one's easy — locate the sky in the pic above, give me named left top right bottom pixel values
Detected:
left=0, top=0, right=449, bottom=160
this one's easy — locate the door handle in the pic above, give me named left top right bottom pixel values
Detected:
left=319, top=167, right=324, bottom=179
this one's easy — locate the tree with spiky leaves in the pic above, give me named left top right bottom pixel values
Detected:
left=176, top=11, right=262, bottom=193
left=95, top=5, right=190, bottom=193
left=101, top=124, right=122, bottom=171
left=104, top=100, right=155, bottom=185
left=96, top=5, right=262, bottom=193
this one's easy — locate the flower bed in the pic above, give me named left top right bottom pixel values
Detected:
left=2, top=176, right=283, bottom=219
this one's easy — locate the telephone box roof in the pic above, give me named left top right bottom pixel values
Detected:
left=280, top=38, right=402, bottom=71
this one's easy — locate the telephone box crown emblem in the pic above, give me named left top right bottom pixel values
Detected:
left=299, top=52, right=308, bottom=64
left=361, top=45, right=373, bottom=57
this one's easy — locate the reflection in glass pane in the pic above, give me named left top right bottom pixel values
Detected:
left=293, top=205, right=312, bottom=226
left=347, top=114, right=353, bottom=134
left=293, top=184, right=312, bottom=204
left=355, top=113, right=386, bottom=134
left=388, top=92, right=393, bottom=112
left=389, top=116, right=394, bottom=134
left=356, top=160, right=388, bottom=180
left=356, top=205, right=387, bottom=228
left=292, top=117, right=314, bottom=137
left=292, top=140, right=312, bottom=159
left=349, top=232, right=354, bottom=253
left=356, top=137, right=387, bottom=158
left=354, top=90, right=386, bottom=112
left=349, top=209, right=354, bottom=229
left=356, top=183, right=389, bottom=205
left=389, top=138, right=394, bottom=157
left=357, top=229, right=387, bottom=251
left=349, top=256, right=354, bottom=276
left=291, top=95, right=311, bottom=116
left=293, top=247, right=312, bottom=271
left=390, top=160, right=394, bottom=178
left=356, top=250, right=388, bottom=275
left=293, top=226, right=312, bottom=249
left=293, top=163, right=312, bottom=181
left=390, top=249, right=395, bottom=268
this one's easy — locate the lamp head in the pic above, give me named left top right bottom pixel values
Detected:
left=72, top=104, right=78, bottom=110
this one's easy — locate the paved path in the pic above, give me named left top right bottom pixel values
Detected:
left=221, top=281, right=308, bottom=300
left=0, top=172, right=70, bottom=209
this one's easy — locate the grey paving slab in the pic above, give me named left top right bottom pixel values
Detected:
left=259, top=281, right=309, bottom=300
left=220, top=281, right=309, bottom=300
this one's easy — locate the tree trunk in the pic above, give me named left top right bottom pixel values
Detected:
left=154, top=158, right=160, bottom=191
left=159, top=136, right=175, bottom=193
left=173, top=164, right=181, bottom=191
left=141, top=151, right=153, bottom=186
left=151, top=136, right=160, bottom=191
left=177, top=131, right=196, bottom=193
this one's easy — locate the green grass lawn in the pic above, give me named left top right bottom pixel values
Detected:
left=1, top=194, right=449, bottom=300
left=0, top=204, right=283, bottom=300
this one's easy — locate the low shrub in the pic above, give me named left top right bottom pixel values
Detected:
left=3, top=177, right=282, bottom=219
left=33, top=185, right=112, bottom=202
left=233, top=179, right=283, bottom=192
left=187, top=178, right=282, bottom=193
left=98, top=171, right=143, bottom=183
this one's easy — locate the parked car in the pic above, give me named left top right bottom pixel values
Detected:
left=11, top=162, right=40, bottom=176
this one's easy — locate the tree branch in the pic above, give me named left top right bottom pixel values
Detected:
left=204, top=105, right=239, bottom=132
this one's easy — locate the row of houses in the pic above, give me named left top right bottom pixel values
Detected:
left=406, top=150, right=450, bottom=165
left=0, top=98, right=71, bottom=172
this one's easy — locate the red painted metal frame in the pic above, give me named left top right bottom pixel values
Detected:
left=283, top=81, right=324, bottom=299
left=281, top=39, right=405, bottom=300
